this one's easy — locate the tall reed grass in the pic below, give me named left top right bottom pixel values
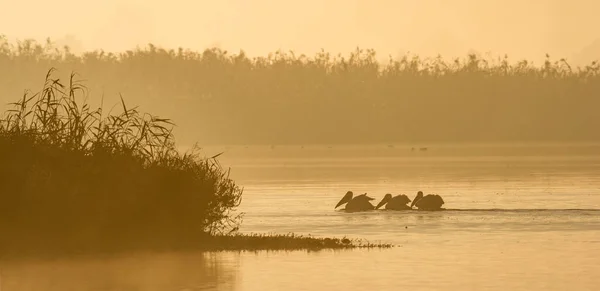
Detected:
left=1, top=36, right=599, bottom=145
left=0, top=68, right=244, bottom=253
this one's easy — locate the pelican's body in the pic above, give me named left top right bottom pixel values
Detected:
left=410, top=191, right=445, bottom=210
left=335, top=191, right=375, bottom=212
left=375, top=193, right=412, bottom=210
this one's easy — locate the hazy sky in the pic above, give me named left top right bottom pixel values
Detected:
left=2, top=0, right=600, bottom=64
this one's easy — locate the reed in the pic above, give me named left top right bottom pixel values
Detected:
left=0, top=68, right=244, bottom=253
left=2, top=37, right=599, bottom=145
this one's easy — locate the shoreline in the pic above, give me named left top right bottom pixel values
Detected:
left=0, top=233, right=393, bottom=261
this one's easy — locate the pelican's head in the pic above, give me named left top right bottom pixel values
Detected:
left=410, top=191, right=424, bottom=208
left=376, top=193, right=393, bottom=209
left=335, top=191, right=354, bottom=209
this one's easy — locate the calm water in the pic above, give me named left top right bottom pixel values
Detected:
left=2, top=143, right=600, bottom=291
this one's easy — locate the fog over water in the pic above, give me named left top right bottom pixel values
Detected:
left=2, top=1, right=600, bottom=290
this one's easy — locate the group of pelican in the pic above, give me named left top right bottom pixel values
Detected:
left=335, top=191, right=445, bottom=212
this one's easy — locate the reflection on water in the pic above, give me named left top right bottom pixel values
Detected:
left=0, top=252, right=238, bottom=291
left=2, top=144, right=600, bottom=291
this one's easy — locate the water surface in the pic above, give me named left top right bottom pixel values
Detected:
left=2, top=143, right=600, bottom=291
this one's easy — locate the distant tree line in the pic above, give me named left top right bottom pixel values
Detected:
left=2, top=36, right=600, bottom=145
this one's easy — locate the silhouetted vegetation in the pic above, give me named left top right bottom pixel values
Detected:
left=0, top=70, right=390, bottom=256
left=2, top=37, right=600, bottom=145
left=0, top=68, right=242, bottom=252
left=202, top=233, right=393, bottom=251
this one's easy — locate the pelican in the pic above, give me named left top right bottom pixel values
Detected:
left=335, top=191, right=375, bottom=212
left=375, top=193, right=412, bottom=210
left=410, top=191, right=445, bottom=210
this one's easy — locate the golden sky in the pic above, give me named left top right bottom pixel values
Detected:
left=2, top=0, right=599, bottom=64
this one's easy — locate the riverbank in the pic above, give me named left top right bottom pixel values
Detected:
left=204, top=233, right=393, bottom=251
left=0, top=233, right=393, bottom=261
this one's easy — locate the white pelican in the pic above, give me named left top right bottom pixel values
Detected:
left=375, top=193, right=412, bottom=210
left=335, top=191, right=375, bottom=212
left=410, top=191, right=445, bottom=210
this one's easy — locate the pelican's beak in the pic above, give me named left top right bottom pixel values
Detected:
left=410, top=195, right=418, bottom=208
left=335, top=194, right=351, bottom=209
left=375, top=196, right=390, bottom=209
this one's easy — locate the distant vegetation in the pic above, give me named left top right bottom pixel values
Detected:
left=1, top=36, right=600, bottom=145
left=0, top=70, right=390, bottom=256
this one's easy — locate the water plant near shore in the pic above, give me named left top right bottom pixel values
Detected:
left=0, top=68, right=244, bottom=252
left=204, top=233, right=393, bottom=251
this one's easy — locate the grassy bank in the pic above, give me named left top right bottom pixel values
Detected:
left=0, top=233, right=392, bottom=259
left=1, top=37, right=599, bottom=145
left=203, top=233, right=393, bottom=251
left=0, top=70, right=390, bottom=257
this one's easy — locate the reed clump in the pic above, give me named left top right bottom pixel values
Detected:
left=0, top=68, right=244, bottom=254
left=2, top=37, right=600, bottom=145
